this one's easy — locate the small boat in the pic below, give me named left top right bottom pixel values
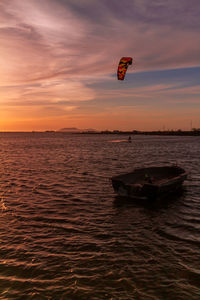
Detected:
left=111, top=165, right=187, bottom=200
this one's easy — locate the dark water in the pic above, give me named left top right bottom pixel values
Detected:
left=0, top=133, right=200, bottom=299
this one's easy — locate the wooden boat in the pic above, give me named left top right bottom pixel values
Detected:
left=111, top=165, right=187, bottom=200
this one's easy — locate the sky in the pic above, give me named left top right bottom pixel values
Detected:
left=0, top=0, right=200, bottom=131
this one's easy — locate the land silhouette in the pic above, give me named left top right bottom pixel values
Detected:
left=53, top=128, right=200, bottom=136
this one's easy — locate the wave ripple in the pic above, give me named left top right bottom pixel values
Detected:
left=0, top=133, right=200, bottom=299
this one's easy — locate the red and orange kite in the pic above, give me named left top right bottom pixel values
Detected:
left=117, top=57, right=133, bottom=80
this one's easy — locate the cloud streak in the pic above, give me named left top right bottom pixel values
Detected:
left=0, top=0, right=200, bottom=130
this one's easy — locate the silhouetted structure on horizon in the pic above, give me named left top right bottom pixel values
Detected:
left=81, top=128, right=200, bottom=136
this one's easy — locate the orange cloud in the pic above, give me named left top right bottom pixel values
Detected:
left=0, top=0, right=199, bottom=131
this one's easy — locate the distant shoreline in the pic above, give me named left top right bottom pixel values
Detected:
left=81, top=130, right=200, bottom=136
left=1, top=130, right=200, bottom=136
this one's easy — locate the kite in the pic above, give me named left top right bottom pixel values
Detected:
left=117, top=57, right=133, bottom=80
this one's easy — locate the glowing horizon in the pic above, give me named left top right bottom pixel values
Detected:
left=0, top=0, right=200, bottom=131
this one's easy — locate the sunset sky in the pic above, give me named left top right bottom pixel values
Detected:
left=0, top=0, right=200, bottom=131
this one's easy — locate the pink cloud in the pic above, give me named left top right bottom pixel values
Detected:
left=1, top=0, right=200, bottom=85
left=0, top=0, right=199, bottom=130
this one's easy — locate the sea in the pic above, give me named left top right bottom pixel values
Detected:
left=0, top=132, right=200, bottom=300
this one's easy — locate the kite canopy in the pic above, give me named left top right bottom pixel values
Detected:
left=117, top=57, right=133, bottom=80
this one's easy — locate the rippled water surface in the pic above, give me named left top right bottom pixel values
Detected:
left=0, top=132, right=200, bottom=299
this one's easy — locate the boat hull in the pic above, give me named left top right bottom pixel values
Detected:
left=111, top=166, right=187, bottom=200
